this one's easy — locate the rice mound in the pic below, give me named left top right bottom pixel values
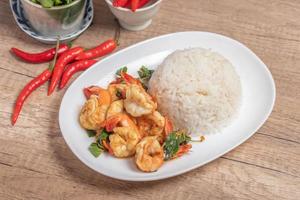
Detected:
left=148, top=48, right=242, bottom=134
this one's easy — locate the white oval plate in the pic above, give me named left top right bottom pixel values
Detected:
left=59, top=32, right=276, bottom=181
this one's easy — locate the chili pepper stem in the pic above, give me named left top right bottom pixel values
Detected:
left=114, top=18, right=121, bottom=45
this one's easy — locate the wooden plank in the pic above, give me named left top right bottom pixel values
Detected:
left=1, top=156, right=299, bottom=200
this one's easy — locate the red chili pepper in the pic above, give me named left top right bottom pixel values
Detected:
left=11, top=69, right=52, bottom=125
left=11, top=44, right=69, bottom=63
left=124, top=0, right=131, bottom=7
left=75, top=39, right=117, bottom=61
left=137, top=0, right=149, bottom=8
left=59, top=60, right=97, bottom=89
left=48, top=47, right=84, bottom=95
left=113, top=0, right=129, bottom=7
left=131, top=0, right=140, bottom=11
left=125, top=0, right=149, bottom=8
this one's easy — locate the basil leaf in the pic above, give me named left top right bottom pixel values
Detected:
left=116, top=89, right=122, bottom=98
left=95, top=129, right=110, bottom=151
left=54, top=0, right=62, bottom=6
left=86, top=130, right=96, bottom=137
left=31, top=0, right=74, bottom=7
left=98, top=129, right=109, bottom=141
left=163, top=131, right=191, bottom=160
left=138, top=66, right=154, bottom=90
left=89, top=143, right=103, bottom=157
left=116, top=66, right=127, bottom=76
left=138, top=66, right=154, bottom=79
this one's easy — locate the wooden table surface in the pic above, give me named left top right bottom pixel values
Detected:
left=1, top=0, right=300, bottom=199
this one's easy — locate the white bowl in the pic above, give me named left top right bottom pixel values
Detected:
left=104, top=0, right=162, bottom=31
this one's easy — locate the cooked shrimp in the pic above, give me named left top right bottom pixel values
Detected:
left=137, top=111, right=165, bottom=141
left=124, top=84, right=157, bottom=117
left=109, top=127, right=140, bottom=157
left=79, top=95, right=109, bottom=130
left=104, top=113, right=139, bottom=133
left=108, top=84, right=128, bottom=101
left=135, top=136, right=164, bottom=172
left=106, top=100, right=124, bottom=119
left=80, top=88, right=111, bottom=130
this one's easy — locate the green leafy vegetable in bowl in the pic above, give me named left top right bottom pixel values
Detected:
left=30, top=0, right=77, bottom=8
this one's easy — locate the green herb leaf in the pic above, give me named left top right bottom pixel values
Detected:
left=116, top=89, right=122, bottom=98
left=53, top=0, right=62, bottom=6
left=31, top=0, right=74, bottom=7
left=138, top=66, right=154, bottom=90
left=94, top=129, right=110, bottom=151
left=86, top=130, right=96, bottom=137
left=163, top=133, right=179, bottom=160
left=163, top=130, right=191, bottom=160
left=97, top=129, right=109, bottom=141
left=116, top=66, right=127, bottom=76
left=37, top=0, right=54, bottom=8
left=89, top=143, right=103, bottom=157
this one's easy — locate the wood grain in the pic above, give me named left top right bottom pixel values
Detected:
left=0, top=0, right=300, bottom=199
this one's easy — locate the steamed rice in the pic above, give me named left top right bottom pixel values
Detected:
left=148, top=48, right=242, bottom=134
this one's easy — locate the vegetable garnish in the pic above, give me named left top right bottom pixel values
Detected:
left=89, top=143, right=103, bottom=157
left=138, top=66, right=154, bottom=89
left=163, top=130, right=192, bottom=161
left=88, top=129, right=110, bottom=157
left=86, top=130, right=96, bottom=137
left=116, top=89, right=122, bottom=98
left=96, top=129, right=110, bottom=142
left=116, top=66, right=128, bottom=76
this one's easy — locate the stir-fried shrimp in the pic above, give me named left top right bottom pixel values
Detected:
left=137, top=111, right=165, bottom=141
left=80, top=95, right=108, bottom=130
left=80, top=88, right=111, bottom=130
left=124, top=84, right=157, bottom=117
left=109, top=127, right=140, bottom=157
left=108, top=84, right=128, bottom=101
left=106, top=100, right=124, bottom=119
left=135, top=136, right=164, bottom=172
left=80, top=68, right=197, bottom=173
left=104, top=113, right=139, bottom=133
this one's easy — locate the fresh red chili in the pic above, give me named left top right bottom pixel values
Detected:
left=11, top=44, right=69, bottom=63
left=137, top=0, right=149, bottom=8
left=11, top=69, right=52, bottom=125
left=75, top=39, right=117, bottom=61
left=59, top=60, right=97, bottom=89
left=11, top=39, right=61, bottom=125
left=48, top=47, right=84, bottom=95
left=131, top=0, right=140, bottom=11
left=124, top=0, right=131, bottom=7
left=113, top=0, right=129, bottom=7
left=125, top=0, right=149, bottom=9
